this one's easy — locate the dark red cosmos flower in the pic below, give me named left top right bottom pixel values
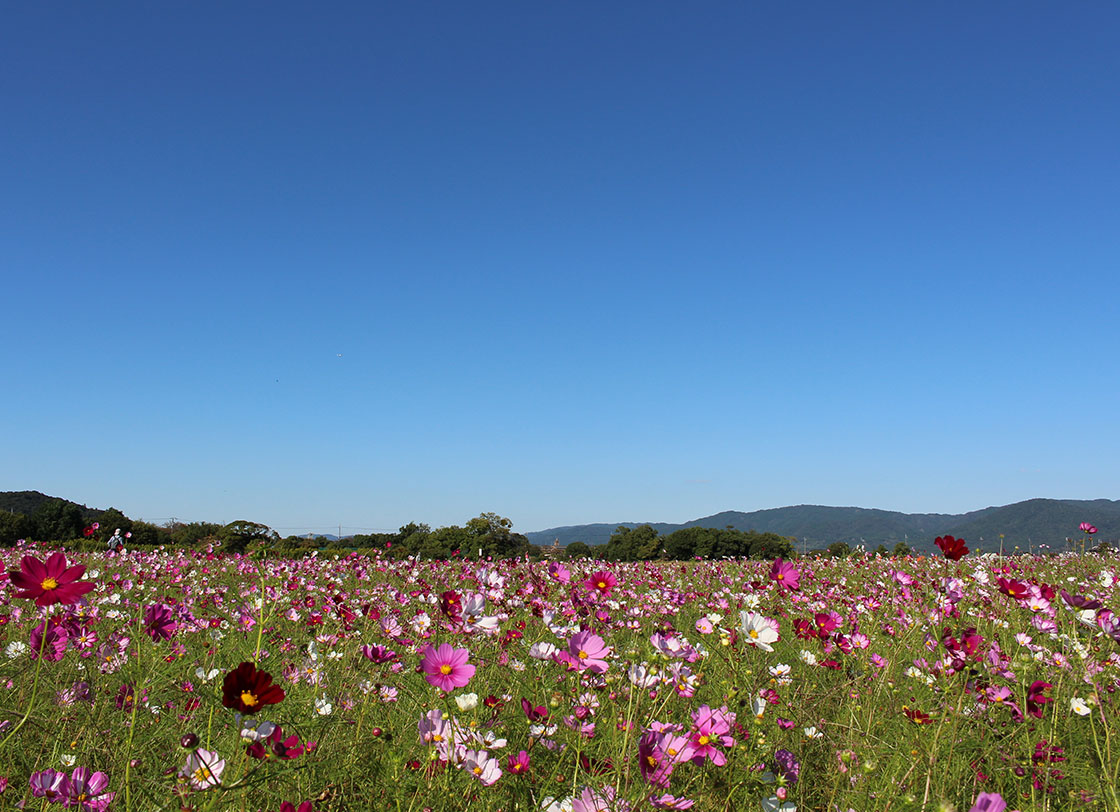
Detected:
left=222, top=662, right=285, bottom=714
left=439, top=590, right=463, bottom=621
left=998, top=578, right=1029, bottom=600
left=1059, top=589, right=1101, bottom=611
left=935, top=535, right=969, bottom=561
left=1026, top=681, right=1054, bottom=719
left=904, top=707, right=934, bottom=725
left=521, top=698, right=549, bottom=722
left=248, top=724, right=312, bottom=760
left=7, top=552, right=95, bottom=607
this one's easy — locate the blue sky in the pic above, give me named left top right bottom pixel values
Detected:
left=3, top=3, right=1118, bottom=535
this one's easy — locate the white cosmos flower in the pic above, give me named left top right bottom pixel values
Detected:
left=529, top=642, right=559, bottom=660
left=628, top=663, right=660, bottom=689
left=803, top=726, right=823, bottom=739
left=196, top=667, right=220, bottom=683
left=240, top=721, right=277, bottom=742
left=1071, top=697, right=1092, bottom=716
left=455, top=692, right=479, bottom=711
left=5, top=642, right=27, bottom=659
left=60, top=754, right=77, bottom=767
left=762, top=797, right=797, bottom=812
left=315, top=696, right=333, bottom=716
left=739, top=612, right=780, bottom=653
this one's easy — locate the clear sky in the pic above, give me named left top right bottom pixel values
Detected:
left=3, top=3, right=1118, bottom=536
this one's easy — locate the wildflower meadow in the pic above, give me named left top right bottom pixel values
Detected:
left=1, top=534, right=1119, bottom=812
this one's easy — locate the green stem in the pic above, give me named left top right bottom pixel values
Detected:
left=0, top=614, right=51, bottom=751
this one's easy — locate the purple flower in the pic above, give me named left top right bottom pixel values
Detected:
left=29, top=768, right=69, bottom=801
left=29, top=620, right=68, bottom=662
left=968, top=791, right=1007, bottom=812
left=62, top=767, right=115, bottom=811
left=773, top=749, right=800, bottom=784
left=144, top=603, right=178, bottom=641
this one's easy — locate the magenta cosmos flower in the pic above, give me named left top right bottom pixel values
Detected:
left=8, top=552, right=94, bottom=607
left=419, top=643, right=476, bottom=691
left=769, top=559, right=800, bottom=590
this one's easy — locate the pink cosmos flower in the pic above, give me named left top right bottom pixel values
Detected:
left=968, top=792, right=1007, bottom=812
left=548, top=562, right=571, bottom=584
left=61, top=767, right=115, bottom=811
left=554, top=630, right=612, bottom=674
left=651, top=795, right=695, bottom=809
left=582, top=570, right=618, bottom=597
left=639, top=730, right=695, bottom=788
left=769, top=559, right=800, bottom=590
left=419, top=643, right=475, bottom=692
left=179, top=748, right=224, bottom=790
left=462, top=749, right=502, bottom=786
left=688, top=704, right=735, bottom=766
left=572, top=785, right=622, bottom=812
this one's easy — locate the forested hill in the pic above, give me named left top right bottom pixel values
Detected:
left=0, top=491, right=103, bottom=520
left=525, top=499, right=1120, bottom=553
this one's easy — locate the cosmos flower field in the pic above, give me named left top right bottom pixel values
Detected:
left=1, top=540, right=1119, bottom=812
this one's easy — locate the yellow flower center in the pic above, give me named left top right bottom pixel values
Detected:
left=472, top=766, right=483, bottom=775
left=776, top=573, right=784, bottom=580
left=646, top=755, right=658, bottom=768
left=432, top=733, right=443, bottom=742
left=698, top=735, right=710, bottom=745
left=749, top=629, right=759, bottom=639
left=440, top=664, right=453, bottom=675
left=667, top=747, right=678, bottom=756
left=240, top=690, right=259, bottom=707
left=578, top=650, right=588, bottom=659
left=193, top=767, right=213, bottom=782
left=597, top=581, right=607, bottom=589
left=41, top=577, right=58, bottom=591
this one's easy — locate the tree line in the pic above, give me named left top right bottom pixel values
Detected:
left=2, top=498, right=827, bottom=562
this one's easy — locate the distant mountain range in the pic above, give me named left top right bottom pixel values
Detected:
left=4, top=491, right=1116, bottom=555
left=525, top=499, right=1120, bottom=553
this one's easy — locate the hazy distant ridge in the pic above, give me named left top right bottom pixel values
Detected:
left=525, top=499, right=1120, bottom=553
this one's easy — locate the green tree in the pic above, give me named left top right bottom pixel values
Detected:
left=827, top=541, right=852, bottom=558
left=221, top=520, right=274, bottom=554
left=605, top=525, right=660, bottom=561
left=893, top=541, right=912, bottom=557
left=168, top=522, right=225, bottom=547
left=565, top=541, right=592, bottom=559
left=97, top=508, right=133, bottom=540
left=31, top=499, right=85, bottom=541
left=466, top=512, right=530, bottom=559
left=128, top=520, right=166, bottom=546
left=0, top=511, right=32, bottom=547
left=746, top=532, right=795, bottom=560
